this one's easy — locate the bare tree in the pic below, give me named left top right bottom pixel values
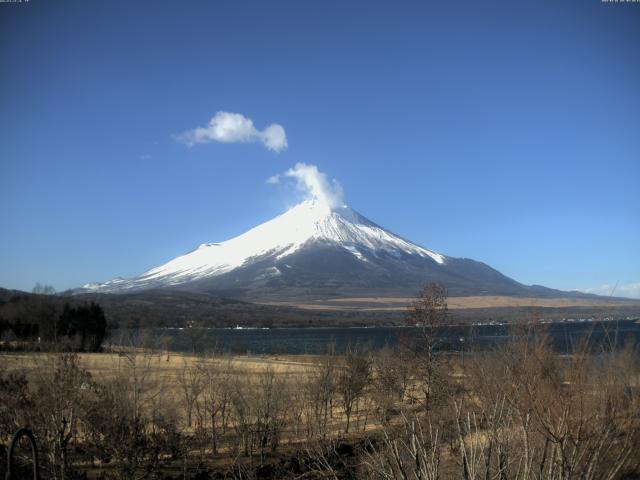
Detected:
left=32, top=283, right=56, bottom=295
left=178, top=359, right=203, bottom=428
left=198, top=355, right=233, bottom=453
left=337, top=348, right=370, bottom=433
left=305, top=350, right=338, bottom=437
left=253, top=367, right=288, bottom=463
left=406, top=282, right=449, bottom=410
left=372, top=346, right=411, bottom=423
left=230, top=373, right=253, bottom=457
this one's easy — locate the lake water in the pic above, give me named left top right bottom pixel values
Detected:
left=118, top=319, right=640, bottom=355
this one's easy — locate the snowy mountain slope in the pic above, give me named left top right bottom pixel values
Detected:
left=79, top=200, right=545, bottom=298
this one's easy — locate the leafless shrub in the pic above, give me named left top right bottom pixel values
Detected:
left=364, top=411, right=441, bottom=480
left=29, top=353, right=93, bottom=480
left=82, top=349, right=173, bottom=479
left=459, top=322, right=640, bottom=480
left=0, top=362, right=32, bottom=445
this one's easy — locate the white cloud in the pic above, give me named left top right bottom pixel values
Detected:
left=176, top=111, right=288, bottom=153
left=268, top=163, right=344, bottom=208
left=260, top=124, right=287, bottom=152
left=266, top=174, right=281, bottom=185
left=579, top=281, right=640, bottom=299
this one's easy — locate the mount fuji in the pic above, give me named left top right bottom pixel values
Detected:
left=78, top=200, right=564, bottom=300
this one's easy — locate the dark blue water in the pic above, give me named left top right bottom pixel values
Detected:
left=129, top=319, right=640, bottom=355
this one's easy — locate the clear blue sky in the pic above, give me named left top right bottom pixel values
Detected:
left=1, top=0, right=639, bottom=296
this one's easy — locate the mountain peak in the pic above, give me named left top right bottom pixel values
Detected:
left=282, top=199, right=361, bottom=225
left=79, top=201, right=447, bottom=293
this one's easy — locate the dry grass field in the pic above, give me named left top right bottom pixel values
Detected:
left=0, top=350, right=371, bottom=440
left=260, top=295, right=640, bottom=311
left=1, top=350, right=317, bottom=377
left=0, top=350, right=323, bottom=423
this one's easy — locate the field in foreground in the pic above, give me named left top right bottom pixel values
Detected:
left=2, top=327, right=640, bottom=479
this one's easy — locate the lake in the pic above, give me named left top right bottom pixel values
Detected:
left=113, top=319, right=640, bottom=355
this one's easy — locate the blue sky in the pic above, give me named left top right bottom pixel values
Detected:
left=1, top=0, right=639, bottom=297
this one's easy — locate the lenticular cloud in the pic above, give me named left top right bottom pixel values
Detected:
left=176, top=111, right=288, bottom=153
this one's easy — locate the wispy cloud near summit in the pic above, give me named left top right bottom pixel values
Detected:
left=268, top=163, right=344, bottom=208
left=176, top=111, right=288, bottom=152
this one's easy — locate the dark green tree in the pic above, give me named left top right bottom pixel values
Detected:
left=58, top=302, right=107, bottom=351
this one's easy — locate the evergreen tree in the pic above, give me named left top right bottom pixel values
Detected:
left=58, top=302, right=107, bottom=351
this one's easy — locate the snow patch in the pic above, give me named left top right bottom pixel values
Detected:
left=343, top=245, right=366, bottom=261
left=255, top=266, right=282, bottom=280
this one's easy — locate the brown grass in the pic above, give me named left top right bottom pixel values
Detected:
left=0, top=351, right=315, bottom=380
left=259, top=295, right=640, bottom=311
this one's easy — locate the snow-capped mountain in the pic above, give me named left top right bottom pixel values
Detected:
left=79, top=200, right=543, bottom=298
